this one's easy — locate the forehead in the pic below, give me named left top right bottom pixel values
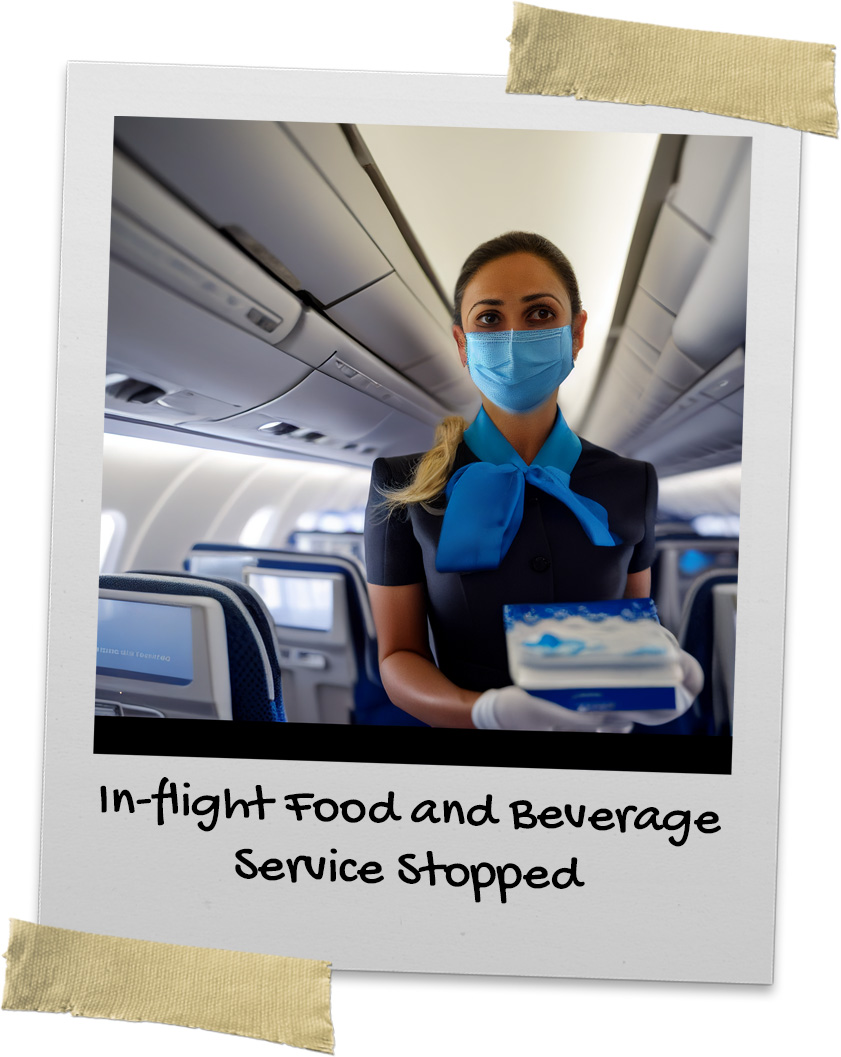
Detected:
left=464, top=252, right=570, bottom=303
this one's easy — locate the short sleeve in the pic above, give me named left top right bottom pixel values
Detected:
left=628, top=461, right=658, bottom=573
left=364, top=457, right=426, bottom=586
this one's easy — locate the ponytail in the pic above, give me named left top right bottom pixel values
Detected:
left=379, top=415, right=467, bottom=512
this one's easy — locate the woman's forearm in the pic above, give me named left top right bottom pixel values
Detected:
left=379, top=650, right=481, bottom=728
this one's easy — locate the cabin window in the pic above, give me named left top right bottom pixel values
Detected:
left=295, top=506, right=365, bottom=534
left=239, top=505, right=278, bottom=547
left=692, top=514, right=740, bottom=537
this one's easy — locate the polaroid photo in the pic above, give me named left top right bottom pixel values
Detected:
left=39, top=63, right=798, bottom=982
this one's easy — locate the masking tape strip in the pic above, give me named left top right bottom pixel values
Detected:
left=506, top=4, right=838, bottom=136
left=2, top=919, right=334, bottom=1052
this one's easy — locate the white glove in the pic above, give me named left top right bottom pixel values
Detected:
left=472, top=686, right=611, bottom=731
left=629, top=630, right=704, bottom=727
left=472, top=632, right=705, bottom=732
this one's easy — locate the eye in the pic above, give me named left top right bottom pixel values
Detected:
left=527, top=305, right=556, bottom=323
left=475, top=310, right=501, bottom=326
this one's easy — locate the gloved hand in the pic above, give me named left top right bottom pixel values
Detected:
left=630, top=629, right=704, bottom=727
left=471, top=631, right=704, bottom=732
left=471, top=686, right=611, bottom=731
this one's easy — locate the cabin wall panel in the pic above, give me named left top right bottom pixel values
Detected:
left=102, top=436, right=371, bottom=572
left=122, top=460, right=256, bottom=572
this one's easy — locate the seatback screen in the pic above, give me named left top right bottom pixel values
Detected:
left=248, top=573, right=334, bottom=632
left=97, top=598, right=194, bottom=685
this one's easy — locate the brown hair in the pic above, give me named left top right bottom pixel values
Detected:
left=453, top=231, right=582, bottom=327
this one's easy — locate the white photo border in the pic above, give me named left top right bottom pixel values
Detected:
left=40, top=63, right=798, bottom=983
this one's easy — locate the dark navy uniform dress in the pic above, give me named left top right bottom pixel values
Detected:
left=365, top=438, right=657, bottom=692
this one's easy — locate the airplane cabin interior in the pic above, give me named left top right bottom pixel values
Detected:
left=97, top=118, right=746, bottom=746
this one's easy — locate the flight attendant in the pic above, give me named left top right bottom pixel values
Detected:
left=364, top=232, right=701, bottom=730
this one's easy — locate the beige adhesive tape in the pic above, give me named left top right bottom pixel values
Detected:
left=507, top=4, right=838, bottom=136
left=2, top=919, right=334, bottom=1052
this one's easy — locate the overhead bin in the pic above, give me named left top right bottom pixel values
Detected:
left=107, top=259, right=446, bottom=458
left=667, top=137, right=748, bottom=237
left=107, top=123, right=466, bottom=461
left=319, top=353, right=441, bottom=424
left=624, top=288, right=676, bottom=354
left=325, top=272, right=473, bottom=414
left=114, top=118, right=392, bottom=306
left=114, top=119, right=469, bottom=408
left=327, top=272, right=448, bottom=371
left=280, top=122, right=453, bottom=329
left=108, top=150, right=324, bottom=427
left=581, top=134, right=751, bottom=473
left=111, top=152, right=304, bottom=345
left=672, top=154, right=750, bottom=366
left=629, top=349, right=745, bottom=475
left=106, top=260, right=313, bottom=423
left=636, top=202, right=710, bottom=315
left=281, top=123, right=472, bottom=412
left=655, top=339, right=706, bottom=390
left=279, top=295, right=443, bottom=422
left=634, top=402, right=743, bottom=475
left=426, top=373, right=483, bottom=416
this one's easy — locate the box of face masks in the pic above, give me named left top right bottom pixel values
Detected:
left=503, top=599, right=681, bottom=712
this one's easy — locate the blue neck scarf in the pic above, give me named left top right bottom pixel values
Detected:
left=435, top=407, right=621, bottom=573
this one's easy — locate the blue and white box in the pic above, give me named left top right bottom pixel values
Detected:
left=503, top=599, right=681, bottom=712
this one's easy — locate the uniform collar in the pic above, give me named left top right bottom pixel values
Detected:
left=462, top=405, right=582, bottom=473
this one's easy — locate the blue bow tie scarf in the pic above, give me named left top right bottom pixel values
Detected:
left=435, top=409, right=621, bottom=574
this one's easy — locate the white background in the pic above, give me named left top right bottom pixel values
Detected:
left=1, top=2, right=838, bottom=1055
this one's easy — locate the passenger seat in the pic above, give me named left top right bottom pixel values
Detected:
left=99, top=572, right=285, bottom=722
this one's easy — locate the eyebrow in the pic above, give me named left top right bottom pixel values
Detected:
left=467, top=293, right=563, bottom=314
left=521, top=292, right=562, bottom=304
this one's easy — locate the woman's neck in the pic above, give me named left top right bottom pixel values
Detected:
left=482, top=397, right=560, bottom=464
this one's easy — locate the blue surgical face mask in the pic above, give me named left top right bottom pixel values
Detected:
left=465, top=326, right=574, bottom=414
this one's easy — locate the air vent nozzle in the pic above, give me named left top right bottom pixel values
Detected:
left=257, top=421, right=299, bottom=436
left=106, top=377, right=166, bottom=404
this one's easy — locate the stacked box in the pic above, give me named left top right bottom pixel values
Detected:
left=503, top=598, right=681, bottom=712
